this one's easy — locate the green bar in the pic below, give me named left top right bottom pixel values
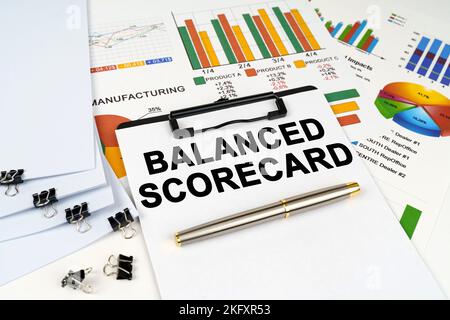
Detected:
left=178, top=26, right=201, bottom=70
left=325, top=21, right=332, bottom=29
left=338, top=24, right=352, bottom=41
left=211, top=19, right=236, bottom=64
left=324, top=89, right=360, bottom=102
left=243, top=14, right=271, bottom=59
left=272, top=7, right=303, bottom=53
left=357, top=28, right=373, bottom=49
left=400, top=205, right=422, bottom=239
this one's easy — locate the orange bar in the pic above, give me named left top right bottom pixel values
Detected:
left=199, top=31, right=220, bottom=66
left=232, top=25, right=255, bottom=61
left=284, top=12, right=312, bottom=51
left=331, top=101, right=360, bottom=115
left=185, top=19, right=211, bottom=68
left=257, top=9, right=288, bottom=55
left=291, top=9, right=320, bottom=50
left=253, top=15, right=280, bottom=57
left=217, top=14, right=246, bottom=62
left=337, top=114, right=361, bottom=126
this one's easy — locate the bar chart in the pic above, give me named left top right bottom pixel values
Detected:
left=325, top=19, right=379, bottom=54
left=405, top=35, right=449, bottom=86
left=174, top=2, right=322, bottom=70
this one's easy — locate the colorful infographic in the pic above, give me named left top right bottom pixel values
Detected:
left=374, top=82, right=450, bottom=137
left=325, top=19, right=379, bottom=54
left=175, top=3, right=321, bottom=70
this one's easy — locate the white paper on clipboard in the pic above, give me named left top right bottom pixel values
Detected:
left=0, top=0, right=94, bottom=180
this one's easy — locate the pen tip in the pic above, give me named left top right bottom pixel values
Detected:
left=175, top=233, right=182, bottom=247
left=346, top=182, right=360, bottom=196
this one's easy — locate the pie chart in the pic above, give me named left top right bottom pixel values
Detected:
left=374, top=82, right=450, bottom=137
left=95, top=115, right=130, bottom=178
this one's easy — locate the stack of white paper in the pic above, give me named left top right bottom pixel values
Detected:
left=0, top=0, right=138, bottom=286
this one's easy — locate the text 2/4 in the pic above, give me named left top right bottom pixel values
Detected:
left=223, top=304, right=270, bottom=315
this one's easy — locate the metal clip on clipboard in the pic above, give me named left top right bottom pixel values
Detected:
left=169, top=91, right=289, bottom=139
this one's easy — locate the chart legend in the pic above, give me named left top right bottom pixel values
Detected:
left=174, top=2, right=322, bottom=70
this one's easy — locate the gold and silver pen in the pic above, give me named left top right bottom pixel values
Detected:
left=175, top=182, right=360, bottom=246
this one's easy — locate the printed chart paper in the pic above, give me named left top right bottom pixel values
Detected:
left=310, top=0, right=450, bottom=255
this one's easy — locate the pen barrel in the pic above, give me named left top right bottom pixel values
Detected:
left=176, top=183, right=359, bottom=246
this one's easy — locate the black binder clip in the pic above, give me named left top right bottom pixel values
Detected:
left=168, top=91, right=288, bottom=139
left=103, top=254, right=133, bottom=280
left=65, top=202, right=91, bottom=233
left=61, top=268, right=93, bottom=293
left=33, top=188, right=58, bottom=218
left=0, top=169, right=24, bottom=197
left=108, top=208, right=136, bottom=239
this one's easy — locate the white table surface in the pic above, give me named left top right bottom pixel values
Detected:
left=0, top=0, right=448, bottom=299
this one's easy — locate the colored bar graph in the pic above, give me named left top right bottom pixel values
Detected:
left=232, top=25, right=255, bottom=61
left=357, top=28, right=373, bottom=49
left=330, top=22, right=343, bottom=37
left=343, top=21, right=360, bottom=43
left=176, top=5, right=322, bottom=69
left=178, top=26, right=201, bottom=70
left=400, top=204, right=422, bottom=239
left=253, top=15, right=280, bottom=57
left=366, top=37, right=378, bottom=53
left=291, top=9, right=320, bottom=49
left=429, top=44, right=450, bottom=81
left=199, top=31, right=220, bottom=66
left=258, top=9, right=288, bottom=55
left=218, top=14, right=246, bottom=63
left=405, top=36, right=430, bottom=71
left=348, top=20, right=367, bottom=45
left=339, top=25, right=352, bottom=42
left=211, top=19, right=237, bottom=64
left=284, top=12, right=311, bottom=51
left=361, top=35, right=375, bottom=51
left=243, top=14, right=271, bottom=59
left=442, top=64, right=450, bottom=86
left=185, top=20, right=211, bottom=68
left=331, top=18, right=379, bottom=54
left=273, top=7, right=303, bottom=53
left=418, top=38, right=442, bottom=76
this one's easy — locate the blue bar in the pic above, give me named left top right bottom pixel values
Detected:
left=441, top=64, right=450, bottom=86
left=418, top=39, right=442, bottom=76
left=429, top=44, right=450, bottom=81
left=348, top=20, right=367, bottom=45
left=367, top=37, right=378, bottom=53
left=406, top=36, right=430, bottom=71
left=331, top=22, right=343, bottom=38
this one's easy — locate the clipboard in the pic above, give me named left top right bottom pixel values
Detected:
left=116, top=86, right=442, bottom=299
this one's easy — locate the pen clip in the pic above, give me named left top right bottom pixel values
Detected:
left=168, top=92, right=287, bottom=139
